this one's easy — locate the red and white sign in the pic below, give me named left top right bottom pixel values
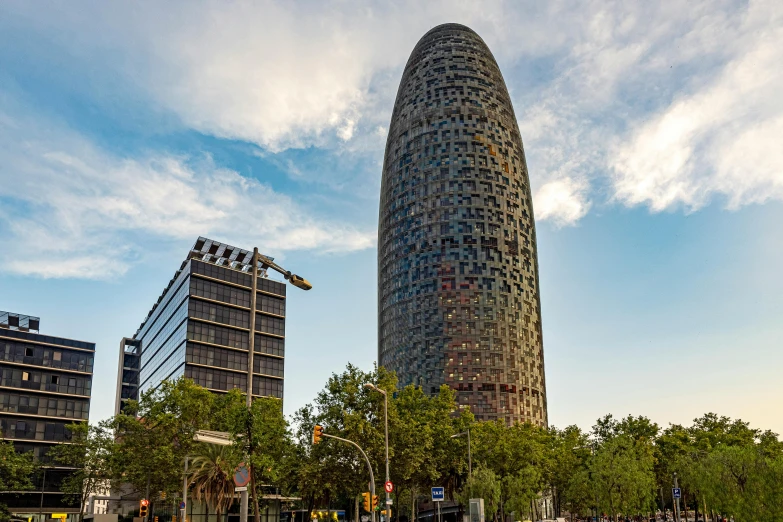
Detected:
left=384, top=481, right=394, bottom=493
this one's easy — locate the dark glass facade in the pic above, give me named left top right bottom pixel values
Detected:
left=116, top=237, right=286, bottom=412
left=378, top=24, right=547, bottom=425
left=0, top=311, right=94, bottom=515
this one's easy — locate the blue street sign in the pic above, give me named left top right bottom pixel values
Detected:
left=431, top=487, right=445, bottom=502
left=672, top=488, right=681, bottom=499
left=179, top=502, right=185, bottom=509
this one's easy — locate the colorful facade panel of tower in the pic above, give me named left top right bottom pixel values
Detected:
left=378, top=24, right=547, bottom=425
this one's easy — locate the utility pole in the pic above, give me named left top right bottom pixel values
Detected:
left=673, top=473, right=681, bottom=522
left=364, top=384, right=390, bottom=522
left=240, top=248, right=259, bottom=522
left=314, top=429, right=376, bottom=522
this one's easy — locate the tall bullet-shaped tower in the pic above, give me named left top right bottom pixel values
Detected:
left=378, top=23, right=547, bottom=425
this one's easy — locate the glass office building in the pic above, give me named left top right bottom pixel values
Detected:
left=116, top=237, right=286, bottom=411
left=0, top=311, right=94, bottom=518
left=378, top=24, right=547, bottom=425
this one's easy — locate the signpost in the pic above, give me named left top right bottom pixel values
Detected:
left=672, top=488, right=681, bottom=499
left=234, top=464, right=251, bottom=488
left=385, top=481, right=394, bottom=494
left=432, top=487, right=444, bottom=522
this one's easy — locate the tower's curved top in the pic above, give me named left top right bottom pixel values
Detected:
left=378, top=24, right=547, bottom=425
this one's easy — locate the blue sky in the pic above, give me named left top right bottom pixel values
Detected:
left=1, top=1, right=781, bottom=435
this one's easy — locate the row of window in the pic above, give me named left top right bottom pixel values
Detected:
left=190, top=299, right=250, bottom=329
left=254, top=355, right=284, bottom=378
left=187, top=322, right=248, bottom=350
left=0, top=416, right=75, bottom=441
left=253, top=376, right=283, bottom=399
left=0, top=368, right=92, bottom=396
left=185, top=365, right=247, bottom=392
left=0, top=341, right=94, bottom=373
left=255, top=335, right=284, bottom=357
left=191, top=259, right=251, bottom=288
left=256, top=314, right=284, bottom=336
left=0, top=391, right=90, bottom=419
left=258, top=294, right=285, bottom=316
left=0, top=329, right=94, bottom=350
left=186, top=343, right=247, bottom=372
left=258, top=278, right=286, bottom=297
left=191, top=277, right=251, bottom=308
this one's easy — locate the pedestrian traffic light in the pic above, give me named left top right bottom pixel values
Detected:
left=139, top=499, right=149, bottom=518
left=313, top=425, right=324, bottom=444
left=362, top=492, right=371, bottom=512
left=372, top=495, right=379, bottom=510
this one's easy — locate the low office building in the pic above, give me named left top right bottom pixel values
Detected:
left=0, top=311, right=95, bottom=521
left=115, top=236, right=287, bottom=409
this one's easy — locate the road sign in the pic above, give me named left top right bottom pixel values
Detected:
left=235, top=486, right=248, bottom=492
left=234, top=464, right=251, bottom=487
left=672, top=487, right=681, bottom=499
left=386, top=499, right=393, bottom=505
left=431, top=487, right=445, bottom=502
left=179, top=502, right=186, bottom=509
left=385, top=481, right=394, bottom=493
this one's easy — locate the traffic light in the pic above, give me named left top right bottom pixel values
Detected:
left=372, top=495, right=379, bottom=511
left=154, top=517, right=159, bottom=522
left=313, top=425, right=324, bottom=444
left=139, top=499, right=149, bottom=518
left=362, top=492, right=371, bottom=512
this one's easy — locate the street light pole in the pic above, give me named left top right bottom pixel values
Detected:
left=450, top=430, right=472, bottom=480
left=364, top=384, right=390, bottom=520
left=320, top=432, right=376, bottom=522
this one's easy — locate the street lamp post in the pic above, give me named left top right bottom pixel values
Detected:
left=450, top=430, right=471, bottom=479
left=241, top=249, right=310, bottom=522
left=364, top=383, right=390, bottom=520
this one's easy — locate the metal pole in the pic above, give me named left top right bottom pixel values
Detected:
left=241, top=248, right=259, bottom=522
left=181, top=457, right=189, bottom=522
left=383, top=390, right=390, bottom=522
left=437, top=501, right=441, bottom=522
left=466, top=429, right=472, bottom=479
left=673, top=473, right=680, bottom=522
left=39, top=467, right=47, bottom=517
left=322, top=433, right=376, bottom=522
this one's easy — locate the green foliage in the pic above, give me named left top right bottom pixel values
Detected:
left=0, top=440, right=36, bottom=522
left=189, top=443, right=239, bottom=518
left=47, top=422, right=113, bottom=522
left=217, top=389, right=292, bottom=522
left=106, top=378, right=216, bottom=501
left=90, top=370, right=783, bottom=522
left=456, top=465, right=500, bottom=521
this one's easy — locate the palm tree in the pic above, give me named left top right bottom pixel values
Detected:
left=189, top=443, right=237, bottom=521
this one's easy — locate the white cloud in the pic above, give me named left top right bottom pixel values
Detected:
left=533, top=178, right=591, bottom=227
left=611, top=4, right=783, bottom=211
left=0, top=109, right=374, bottom=279
left=3, top=0, right=782, bottom=230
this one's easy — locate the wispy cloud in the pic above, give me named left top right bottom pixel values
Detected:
left=2, top=0, right=781, bottom=236
left=610, top=1, right=783, bottom=211
left=0, top=107, right=374, bottom=279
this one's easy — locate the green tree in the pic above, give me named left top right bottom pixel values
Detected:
left=0, top=440, right=36, bottom=522
left=218, top=390, right=292, bottom=522
left=47, top=422, right=113, bottom=522
left=189, top=443, right=238, bottom=520
left=108, top=378, right=215, bottom=505
left=456, top=465, right=500, bottom=522
left=589, top=416, right=657, bottom=521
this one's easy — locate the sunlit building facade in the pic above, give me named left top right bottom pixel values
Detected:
left=0, top=311, right=94, bottom=518
left=115, top=237, right=286, bottom=414
left=378, top=24, right=547, bottom=425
